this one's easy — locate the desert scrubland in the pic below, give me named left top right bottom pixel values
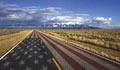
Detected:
left=40, top=29, right=120, bottom=62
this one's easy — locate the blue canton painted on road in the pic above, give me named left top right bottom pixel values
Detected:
left=0, top=36, right=59, bottom=70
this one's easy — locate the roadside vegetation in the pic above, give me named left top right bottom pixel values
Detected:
left=0, top=29, right=23, bottom=36
left=0, top=29, right=32, bottom=57
left=40, top=29, right=120, bottom=62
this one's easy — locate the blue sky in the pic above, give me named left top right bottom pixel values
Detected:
left=0, top=0, right=120, bottom=28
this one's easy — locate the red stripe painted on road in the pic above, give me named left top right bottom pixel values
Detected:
left=28, top=31, right=34, bottom=38
left=40, top=33, right=85, bottom=70
left=33, top=31, right=35, bottom=38
left=41, top=33, right=110, bottom=70
left=68, top=43, right=120, bottom=69
left=35, top=31, right=38, bottom=38
left=37, top=31, right=40, bottom=38
left=32, top=31, right=35, bottom=38
left=27, top=32, right=33, bottom=38
left=42, top=32, right=120, bottom=69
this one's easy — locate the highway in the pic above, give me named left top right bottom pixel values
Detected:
left=0, top=30, right=120, bottom=70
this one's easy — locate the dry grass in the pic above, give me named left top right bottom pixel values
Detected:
left=0, top=29, right=23, bottom=36
left=0, top=29, right=32, bottom=57
left=40, top=29, right=120, bottom=62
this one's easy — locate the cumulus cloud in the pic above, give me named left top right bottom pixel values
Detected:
left=84, top=17, right=112, bottom=28
left=50, top=14, right=88, bottom=25
left=8, top=14, right=32, bottom=21
left=0, top=4, right=10, bottom=18
left=0, top=3, right=62, bottom=23
left=25, top=7, right=62, bottom=22
left=0, top=3, right=78, bottom=26
left=0, top=3, right=113, bottom=28
left=70, top=14, right=89, bottom=17
left=93, top=17, right=112, bottom=25
left=0, top=3, right=24, bottom=22
left=26, top=7, right=61, bottom=15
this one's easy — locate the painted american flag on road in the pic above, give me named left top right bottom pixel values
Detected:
left=0, top=31, right=61, bottom=70
left=0, top=30, right=120, bottom=70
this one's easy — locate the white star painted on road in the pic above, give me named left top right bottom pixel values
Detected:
left=3, top=57, right=8, bottom=60
left=4, top=61, right=10, bottom=67
left=20, top=49, right=24, bottom=52
left=42, top=46, right=45, bottom=48
left=39, top=55, right=43, bottom=59
left=38, top=48, right=41, bottom=51
left=44, top=51, right=48, bottom=55
left=24, top=52, right=28, bottom=55
left=34, top=46, right=37, bottom=48
left=31, top=43, right=34, bottom=46
left=18, top=47, right=21, bottom=49
left=37, top=44, right=40, bottom=46
left=12, top=53, right=17, bottom=56
left=11, top=50, right=14, bottom=53
left=19, top=60, right=25, bottom=65
left=41, top=66, right=48, bottom=70
left=24, top=44, right=27, bottom=46
left=29, top=48, right=33, bottom=51
left=25, top=66, right=31, bottom=70
left=33, top=59, right=39, bottom=64
left=28, top=55, right=32, bottom=58
left=34, top=51, right=38, bottom=54
left=34, top=42, right=36, bottom=44
left=15, top=56, right=20, bottom=60
left=22, top=42, right=24, bottom=44
left=26, top=46, right=29, bottom=48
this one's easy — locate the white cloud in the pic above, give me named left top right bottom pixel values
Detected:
left=93, top=17, right=112, bottom=25
left=0, top=3, right=63, bottom=22
left=70, top=14, right=89, bottom=17
left=84, top=17, right=113, bottom=28
left=93, top=17, right=112, bottom=21
left=7, top=4, right=17, bottom=7
left=51, top=14, right=86, bottom=21
left=8, top=14, right=32, bottom=20
left=53, top=22, right=84, bottom=25
left=51, top=15, right=86, bottom=25
left=0, top=3, right=113, bottom=28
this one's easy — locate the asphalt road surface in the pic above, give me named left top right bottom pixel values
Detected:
left=0, top=30, right=120, bottom=70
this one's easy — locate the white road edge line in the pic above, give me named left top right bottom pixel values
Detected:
left=0, top=39, right=24, bottom=60
left=0, top=32, right=31, bottom=60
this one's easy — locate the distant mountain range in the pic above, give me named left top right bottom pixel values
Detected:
left=4, top=23, right=100, bottom=29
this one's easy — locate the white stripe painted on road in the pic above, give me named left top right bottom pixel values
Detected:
left=44, top=31, right=120, bottom=66
left=40, top=34, right=74, bottom=70
left=43, top=35, right=97, bottom=70
left=52, top=37, right=120, bottom=70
